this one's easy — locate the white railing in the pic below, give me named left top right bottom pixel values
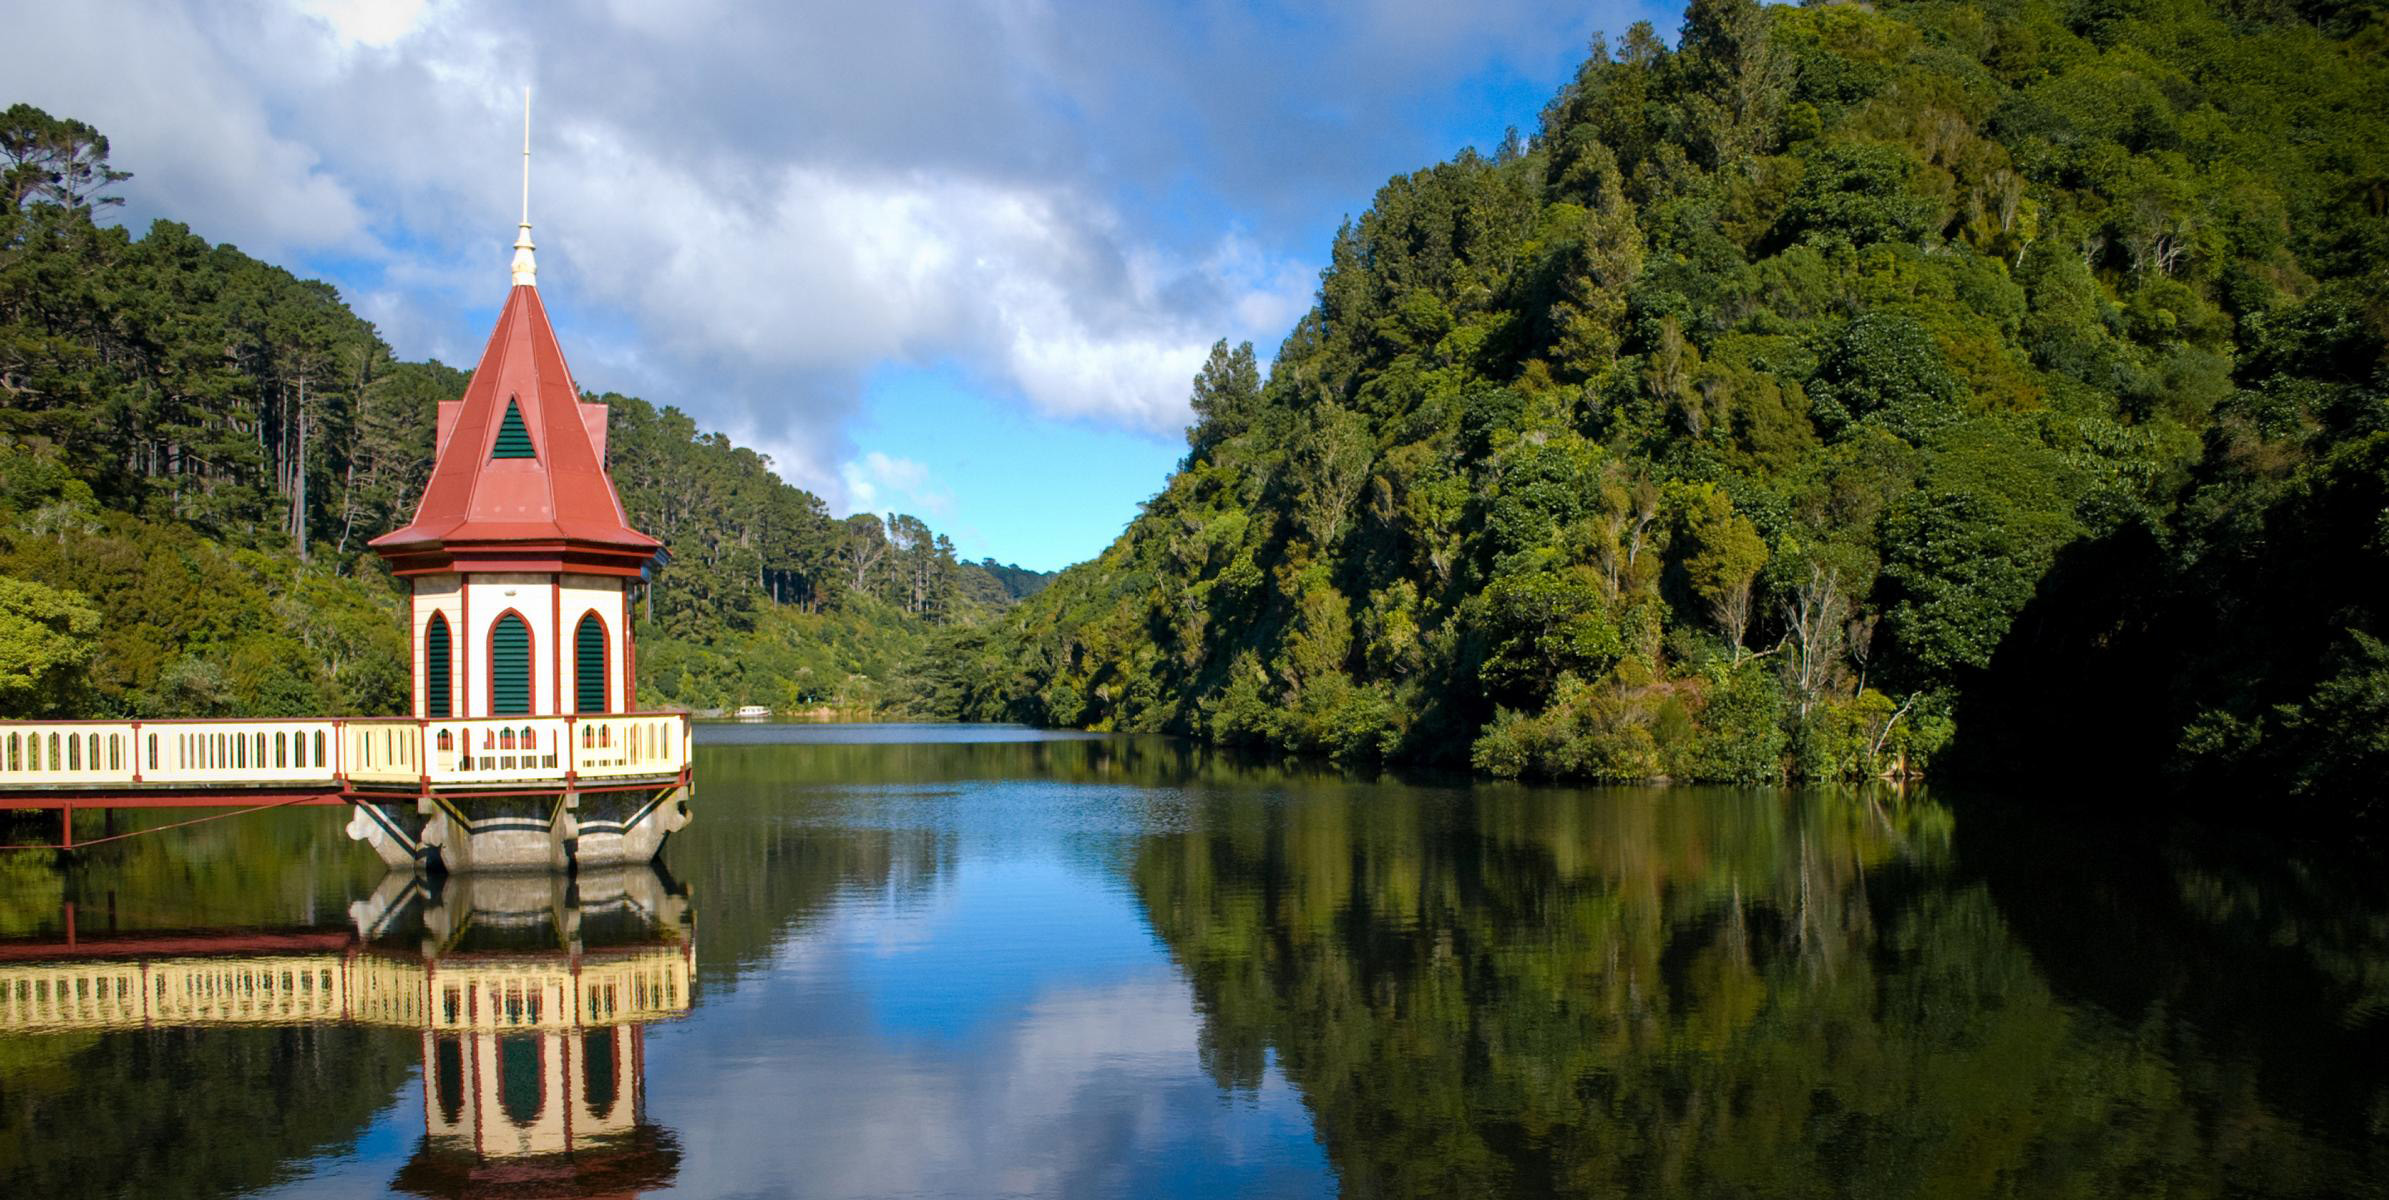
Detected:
left=344, top=719, right=425, bottom=785
left=0, top=724, right=138, bottom=785
left=150, top=956, right=351, bottom=1026
left=148, top=721, right=342, bottom=786
left=571, top=714, right=690, bottom=780
left=0, top=713, right=689, bottom=792
left=426, top=718, right=568, bottom=784
left=0, top=720, right=343, bottom=788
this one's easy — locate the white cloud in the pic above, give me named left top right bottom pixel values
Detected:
left=11, top=0, right=378, bottom=259
left=19, top=0, right=1337, bottom=481
left=554, top=148, right=1301, bottom=440
left=291, top=0, right=437, bottom=50
left=20, top=0, right=1643, bottom=541
left=840, top=451, right=952, bottom=519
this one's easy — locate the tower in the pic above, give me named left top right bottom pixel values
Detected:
left=370, top=93, right=661, bottom=722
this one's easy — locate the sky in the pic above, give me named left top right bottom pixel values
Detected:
left=10, top=0, right=1681, bottom=570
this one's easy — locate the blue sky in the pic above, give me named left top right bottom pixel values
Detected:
left=14, top=0, right=1682, bottom=570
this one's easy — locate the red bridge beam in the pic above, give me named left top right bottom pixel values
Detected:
left=0, top=928, right=358, bottom=962
left=0, top=788, right=350, bottom=810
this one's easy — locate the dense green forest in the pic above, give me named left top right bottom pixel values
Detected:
left=932, top=0, right=2389, bottom=804
left=0, top=101, right=1045, bottom=720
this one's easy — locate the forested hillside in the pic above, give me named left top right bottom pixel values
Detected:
left=0, top=102, right=1045, bottom=719
left=936, top=0, right=2389, bottom=803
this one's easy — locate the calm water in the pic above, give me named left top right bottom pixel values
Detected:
left=1, top=724, right=2384, bottom=1198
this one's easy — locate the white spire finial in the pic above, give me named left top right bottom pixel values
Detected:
left=511, top=87, right=537, bottom=287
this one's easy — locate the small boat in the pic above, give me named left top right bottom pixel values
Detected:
left=732, top=705, right=772, bottom=720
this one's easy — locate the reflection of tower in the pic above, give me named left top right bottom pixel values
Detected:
left=423, top=1024, right=644, bottom=1157
left=403, top=1020, right=678, bottom=1198
left=372, top=866, right=688, bottom=1199
left=0, top=866, right=691, bottom=1199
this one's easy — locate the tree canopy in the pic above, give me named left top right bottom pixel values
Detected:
left=936, top=0, right=2389, bottom=809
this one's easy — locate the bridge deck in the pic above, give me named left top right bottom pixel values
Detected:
left=0, top=713, right=691, bottom=810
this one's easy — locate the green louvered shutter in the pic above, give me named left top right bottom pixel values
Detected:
left=492, top=398, right=536, bottom=459
left=424, top=615, right=452, bottom=718
left=491, top=614, right=531, bottom=715
left=575, top=613, right=609, bottom=713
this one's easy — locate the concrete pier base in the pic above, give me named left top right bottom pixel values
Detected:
left=343, top=784, right=690, bottom=874
left=346, top=860, right=691, bottom=949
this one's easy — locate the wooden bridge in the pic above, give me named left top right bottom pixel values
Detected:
left=0, top=713, right=691, bottom=866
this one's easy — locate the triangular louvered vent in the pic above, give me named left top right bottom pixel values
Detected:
left=492, top=398, right=535, bottom=459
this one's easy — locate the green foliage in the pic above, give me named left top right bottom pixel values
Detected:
left=1682, top=661, right=1788, bottom=782
left=1477, top=568, right=1623, bottom=705
left=1675, top=482, right=1768, bottom=650
left=1185, top=339, right=1263, bottom=461
left=1882, top=418, right=2089, bottom=678
left=942, top=0, right=2389, bottom=799
left=1808, top=312, right=1967, bottom=444
left=0, top=575, right=97, bottom=716
left=0, top=442, right=408, bottom=717
left=1, top=102, right=131, bottom=210
left=2284, top=630, right=2389, bottom=798
left=1471, top=672, right=1684, bottom=781
left=1776, top=140, right=1938, bottom=249
left=636, top=593, right=939, bottom=714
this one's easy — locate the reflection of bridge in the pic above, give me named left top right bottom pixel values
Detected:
left=0, top=936, right=688, bottom=1034
left=0, top=868, right=692, bottom=1197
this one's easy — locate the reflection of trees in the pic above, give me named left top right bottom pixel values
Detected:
left=685, top=733, right=1285, bottom=792
left=0, top=813, right=409, bottom=1196
left=1134, top=785, right=2379, bottom=1197
left=638, top=739, right=988, bottom=982
left=2, top=807, right=383, bottom=939
left=1959, top=802, right=2389, bottom=1164
left=0, top=814, right=399, bottom=1197
left=661, top=788, right=947, bottom=988
left=0, top=1024, right=414, bottom=1198
left=665, top=734, right=1487, bottom=986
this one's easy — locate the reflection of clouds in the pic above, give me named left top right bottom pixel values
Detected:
left=805, top=872, right=961, bottom=962
left=658, top=972, right=1327, bottom=1198
left=230, top=844, right=1331, bottom=1197
left=649, top=863, right=1333, bottom=1198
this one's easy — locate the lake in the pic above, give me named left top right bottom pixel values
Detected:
left=1, top=723, right=2382, bottom=1198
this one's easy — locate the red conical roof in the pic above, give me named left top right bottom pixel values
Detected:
left=372, top=285, right=661, bottom=577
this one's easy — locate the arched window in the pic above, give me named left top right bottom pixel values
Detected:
left=499, top=1035, right=544, bottom=1127
left=491, top=613, right=532, bottom=716
left=434, top=1037, right=466, bottom=1127
left=424, top=613, right=453, bottom=718
left=582, top=1030, right=619, bottom=1120
left=575, top=612, right=609, bottom=713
